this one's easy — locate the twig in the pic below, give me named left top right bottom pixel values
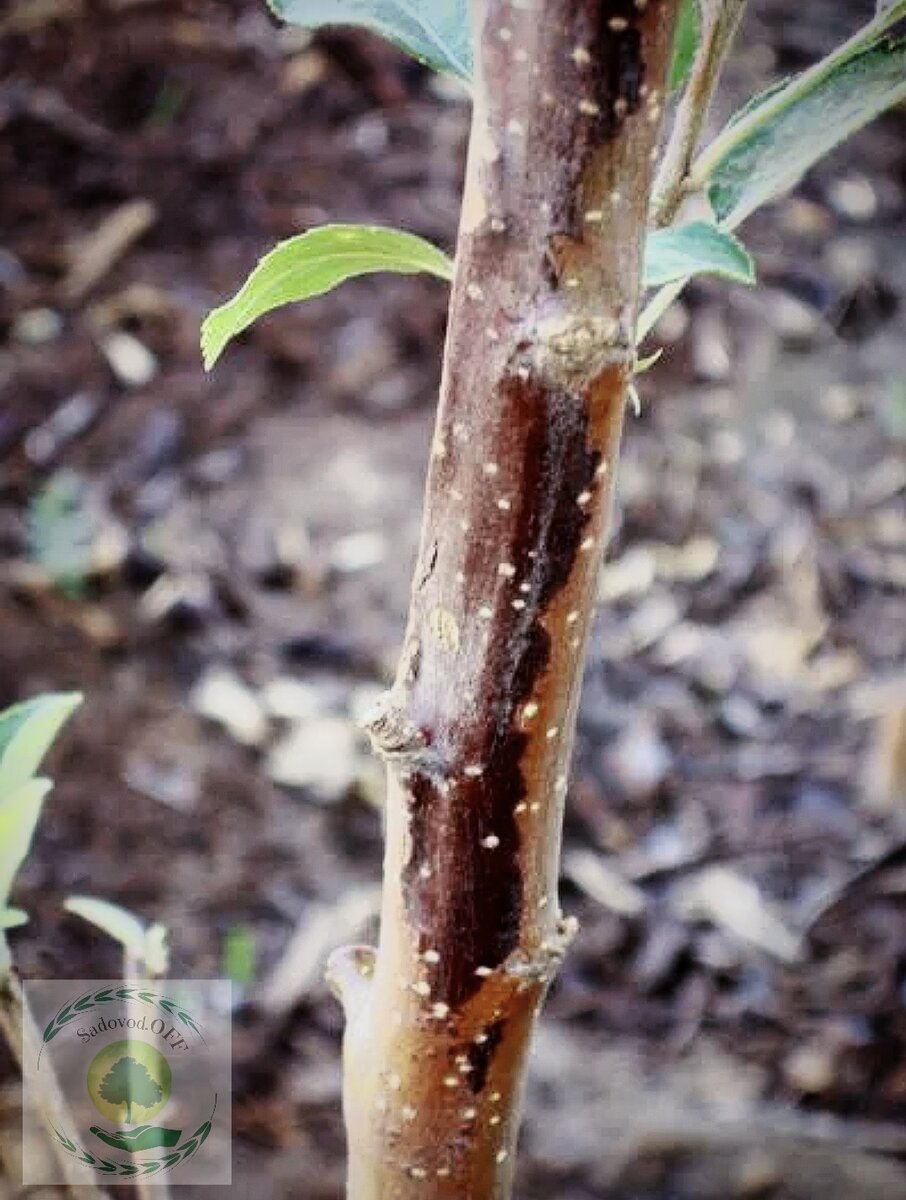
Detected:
left=651, top=0, right=748, bottom=228
left=260, top=886, right=379, bottom=1016
left=60, top=199, right=158, bottom=303
left=0, top=953, right=111, bottom=1199
left=123, top=948, right=173, bottom=1200
left=688, top=0, right=905, bottom=200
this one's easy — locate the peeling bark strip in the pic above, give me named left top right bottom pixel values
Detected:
left=336, top=3, right=679, bottom=1197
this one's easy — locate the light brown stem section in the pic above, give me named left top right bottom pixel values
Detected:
left=332, top=2, right=678, bottom=1196
left=0, top=959, right=110, bottom=1199
left=650, top=0, right=747, bottom=227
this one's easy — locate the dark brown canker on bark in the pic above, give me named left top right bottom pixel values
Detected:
left=328, top=3, right=679, bottom=1196
left=403, top=374, right=601, bottom=1010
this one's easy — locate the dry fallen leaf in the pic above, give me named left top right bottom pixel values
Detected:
left=862, top=695, right=906, bottom=817
left=61, top=199, right=157, bottom=301
left=672, top=865, right=803, bottom=964
left=564, top=849, right=646, bottom=918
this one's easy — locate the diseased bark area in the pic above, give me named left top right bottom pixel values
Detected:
left=332, top=2, right=679, bottom=1196
left=403, top=374, right=605, bottom=1009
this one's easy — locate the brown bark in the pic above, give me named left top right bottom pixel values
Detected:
left=328, top=2, right=679, bottom=1196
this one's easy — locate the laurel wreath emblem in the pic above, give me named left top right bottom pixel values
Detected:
left=52, top=1116, right=214, bottom=1177
left=41, top=987, right=201, bottom=1057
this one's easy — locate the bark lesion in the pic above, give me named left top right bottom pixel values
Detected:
left=401, top=763, right=525, bottom=1011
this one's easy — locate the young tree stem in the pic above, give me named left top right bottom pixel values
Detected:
left=0, top=959, right=110, bottom=1199
left=651, top=0, right=747, bottom=228
left=330, top=3, right=678, bottom=1195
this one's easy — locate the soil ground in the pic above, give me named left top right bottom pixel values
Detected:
left=1, top=2, right=906, bottom=1196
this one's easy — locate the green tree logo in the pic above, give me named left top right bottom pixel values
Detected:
left=98, top=1056, right=163, bottom=1125
left=87, top=1039, right=171, bottom=1123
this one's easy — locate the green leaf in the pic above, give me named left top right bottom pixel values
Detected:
left=64, top=897, right=170, bottom=976
left=706, top=29, right=906, bottom=227
left=643, top=8, right=906, bottom=345
left=268, top=0, right=472, bottom=80
left=27, top=471, right=94, bottom=599
left=634, top=348, right=664, bottom=375
left=668, top=0, right=699, bottom=92
left=0, top=778, right=52, bottom=908
left=201, top=224, right=453, bottom=370
left=222, top=924, right=257, bottom=988
left=65, top=896, right=145, bottom=954
left=0, top=693, right=82, bottom=798
left=643, top=221, right=755, bottom=288
left=0, top=907, right=29, bottom=930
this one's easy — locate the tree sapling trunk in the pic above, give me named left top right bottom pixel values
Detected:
left=327, top=2, right=679, bottom=1195
left=201, top=1, right=906, bottom=1193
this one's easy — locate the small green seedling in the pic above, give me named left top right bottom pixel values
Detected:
left=0, top=692, right=82, bottom=972
left=221, top=924, right=257, bottom=995
left=64, top=896, right=170, bottom=979
left=27, top=471, right=95, bottom=599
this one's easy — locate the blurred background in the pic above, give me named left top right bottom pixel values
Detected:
left=1, top=1, right=906, bottom=1196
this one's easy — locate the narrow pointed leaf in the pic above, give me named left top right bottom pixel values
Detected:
left=0, top=693, right=82, bottom=798
left=65, top=896, right=146, bottom=954
left=268, top=0, right=472, bottom=80
left=643, top=221, right=754, bottom=288
left=708, top=30, right=906, bottom=227
left=64, top=897, right=171, bottom=975
left=634, top=348, right=664, bottom=375
left=201, top=224, right=453, bottom=370
left=668, top=0, right=699, bottom=92
left=0, top=778, right=52, bottom=907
